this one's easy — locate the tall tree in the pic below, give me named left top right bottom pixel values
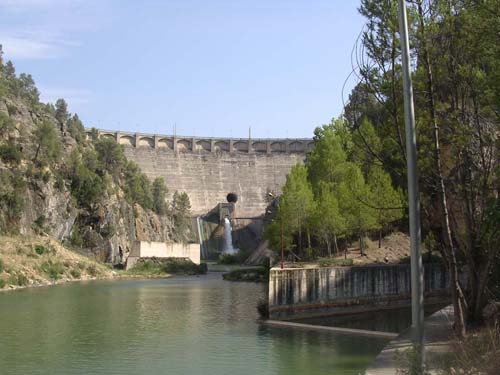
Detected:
left=278, top=163, right=316, bottom=256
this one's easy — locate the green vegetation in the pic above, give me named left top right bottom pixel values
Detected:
left=317, top=258, right=354, bottom=267
left=0, top=257, right=3, bottom=272
left=34, top=245, right=45, bottom=255
left=40, top=260, right=65, bottom=280
left=222, top=267, right=268, bottom=282
left=350, top=0, right=500, bottom=334
left=0, top=279, right=5, bottom=289
left=266, top=119, right=404, bottom=260
left=170, top=191, right=192, bottom=242
left=218, top=249, right=251, bottom=265
left=129, top=258, right=207, bottom=276
left=0, top=47, right=193, bottom=250
left=264, top=0, right=500, bottom=335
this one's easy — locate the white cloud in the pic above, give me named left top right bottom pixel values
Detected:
left=0, top=35, right=67, bottom=59
left=0, top=0, right=82, bottom=12
left=39, top=87, right=92, bottom=107
left=0, top=0, right=107, bottom=60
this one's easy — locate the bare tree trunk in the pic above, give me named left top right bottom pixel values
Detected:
left=333, top=233, right=339, bottom=255
left=326, top=237, right=332, bottom=257
left=417, top=0, right=466, bottom=337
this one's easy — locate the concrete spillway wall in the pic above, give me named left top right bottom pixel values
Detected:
left=88, top=128, right=311, bottom=217
left=269, top=264, right=450, bottom=319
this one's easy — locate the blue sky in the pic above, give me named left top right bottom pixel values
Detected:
left=0, top=0, right=365, bottom=138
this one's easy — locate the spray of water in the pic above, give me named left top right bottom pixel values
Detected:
left=222, top=217, right=237, bottom=255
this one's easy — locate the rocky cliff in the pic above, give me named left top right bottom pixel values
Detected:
left=0, top=57, right=185, bottom=263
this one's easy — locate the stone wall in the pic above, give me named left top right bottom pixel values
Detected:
left=268, top=264, right=450, bottom=319
left=126, top=241, right=200, bottom=269
left=92, top=129, right=310, bottom=217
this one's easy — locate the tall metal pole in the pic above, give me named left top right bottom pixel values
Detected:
left=397, top=0, right=425, bottom=356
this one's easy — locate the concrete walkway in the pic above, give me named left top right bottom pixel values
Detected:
left=365, top=305, right=455, bottom=374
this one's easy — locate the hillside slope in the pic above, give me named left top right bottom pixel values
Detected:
left=0, top=50, right=192, bottom=264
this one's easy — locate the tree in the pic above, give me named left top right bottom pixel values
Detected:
left=313, top=183, right=346, bottom=256
left=171, top=191, right=192, bottom=242
left=55, top=99, right=69, bottom=127
left=351, top=118, right=383, bottom=177
left=307, top=121, right=348, bottom=194
left=123, top=161, right=152, bottom=209
left=67, top=114, right=86, bottom=143
left=278, top=163, right=315, bottom=256
left=18, top=73, right=39, bottom=106
left=94, top=137, right=126, bottom=176
left=367, top=165, right=404, bottom=247
left=32, top=120, right=62, bottom=165
left=336, top=163, right=377, bottom=256
left=350, top=0, right=500, bottom=333
left=152, top=177, right=168, bottom=215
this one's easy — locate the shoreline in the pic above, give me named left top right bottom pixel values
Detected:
left=0, top=272, right=174, bottom=294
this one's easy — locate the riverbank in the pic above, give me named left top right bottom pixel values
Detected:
left=0, top=235, right=115, bottom=292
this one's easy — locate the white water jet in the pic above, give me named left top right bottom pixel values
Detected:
left=222, top=217, right=237, bottom=255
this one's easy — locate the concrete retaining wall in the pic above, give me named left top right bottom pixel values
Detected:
left=268, top=264, right=449, bottom=319
left=126, top=241, right=200, bottom=269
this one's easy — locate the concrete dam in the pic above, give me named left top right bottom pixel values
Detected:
left=94, top=129, right=313, bottom=217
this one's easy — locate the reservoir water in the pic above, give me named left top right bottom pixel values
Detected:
left=0, top=274, right=388, bottom=375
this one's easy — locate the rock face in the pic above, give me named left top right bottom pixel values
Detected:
left=1, top=95, right=178, bottom=265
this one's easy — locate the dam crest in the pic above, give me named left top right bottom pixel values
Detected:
left=91, top=129, right=313, bottom=155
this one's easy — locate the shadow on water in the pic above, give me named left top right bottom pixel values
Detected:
left=292, top=304, right=447, bottom=333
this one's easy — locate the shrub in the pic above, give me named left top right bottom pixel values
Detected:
left=8, top=272, right=29, bottom=286
left=33, top=215, right=46, bottom=232
left=86, top=264, right=98, bottom=277
left=0, top=258, right=4, bottom=272
left=0, top=279, right=5, bottom=288
left=222, top=267, right=268, bottom=282
left=130, top=258, right=207, bottom=276
left=40, top=260, right=65, bottom=280
left=218, top=249, right=252, bottom=265
left=218, top=253, right=239, bottom=265
left=70, top=268, right=81, bottom=278
left=318, top=257, right=354, bottom=267
left=16, top=273, right=28, bottom=286
left=0, top=142, right=22, bottom=165
left=34, top=245, right=45, bottom=255
left=161, top=258, right=206, bottom=275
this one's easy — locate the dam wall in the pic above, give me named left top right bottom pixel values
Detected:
left=93, top=129, right=311, bottom=216
left=268, top=264, right=450, bottom=319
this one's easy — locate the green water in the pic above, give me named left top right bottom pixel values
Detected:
left=0, top=274, right=388, bottom=375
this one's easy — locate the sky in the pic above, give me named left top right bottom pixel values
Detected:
left=0, top=0, right=365, bottom=139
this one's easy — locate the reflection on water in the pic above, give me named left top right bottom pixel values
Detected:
left=294, top=304, right=446, bottom=334
left=0, top=274, right=387, bottom=375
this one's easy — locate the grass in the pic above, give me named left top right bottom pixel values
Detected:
left=437, top=324, right=500, bottom=374
left=40, top=260, right=65, bottom=280
left=7, top=272, right=29, bottom=286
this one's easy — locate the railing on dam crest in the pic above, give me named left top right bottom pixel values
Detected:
left=87, top=128, right=314, bottom=155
